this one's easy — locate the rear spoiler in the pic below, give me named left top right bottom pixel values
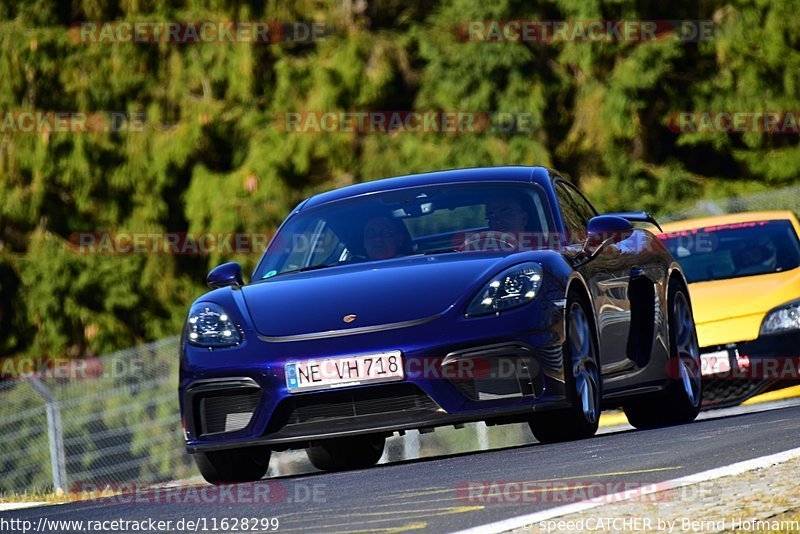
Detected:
left=606, top=211, right=663, bottom=232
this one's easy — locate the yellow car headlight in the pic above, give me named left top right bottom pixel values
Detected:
left=760, top=299, right=800, bottom=336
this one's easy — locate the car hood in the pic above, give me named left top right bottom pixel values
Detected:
left=689, top=267, right=800, bottom=325
left=241, top=254, right=507, bottom=337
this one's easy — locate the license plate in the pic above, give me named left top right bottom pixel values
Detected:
left=285, top=351, right=404, bottom=393
left=701, top=350, right=732, bottom=376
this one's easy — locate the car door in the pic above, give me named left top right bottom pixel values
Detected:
left=554, top=180, right=634, bottom=374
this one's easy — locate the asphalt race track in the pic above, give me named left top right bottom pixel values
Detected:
left=4, top=400, right=800, bottom=533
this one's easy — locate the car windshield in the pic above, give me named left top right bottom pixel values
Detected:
left=659, top=219, right=800, bottom=283
left=254, top=182, right=554, bottom=279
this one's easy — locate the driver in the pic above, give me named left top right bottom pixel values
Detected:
left=460, top=196, right=532, bottom=252
left=363, top=216, right=410, bottom=260
left=733, top=236, right=778, bottom=275
left=485, top=196, right=529, bottom=233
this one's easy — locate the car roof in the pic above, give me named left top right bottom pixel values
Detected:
left=301, top=166, right=553, bottom=210
left=661, top=210, right=799, bottom=234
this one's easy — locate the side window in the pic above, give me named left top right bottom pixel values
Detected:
left=282, top=220, right=345, bottom=272
left=558, top=182, right=597, bottom=226
left=555, top=184, right=585, bottom=244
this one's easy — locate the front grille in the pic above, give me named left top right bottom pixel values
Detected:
left=283, top=384, right=438, bottom=426
left=702, top=379, right=771, bottom=408
left=444, top=344, right=543, bottom=401
left=199, top=390, right=262, bottom=435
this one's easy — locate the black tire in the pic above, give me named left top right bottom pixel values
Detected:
left=624, top=282, right=702, bottom=429
left=529, top=291, right=601, bottom=443
left=194, top=446, right=270, bottom=485
left=306, top=435, right=385, bottom=471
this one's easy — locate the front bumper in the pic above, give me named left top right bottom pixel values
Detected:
left=700, top=330, right=800, bottom=406
left=180, top=299, right=570, bottom=453
left=183, top=380, right=570, bottom=453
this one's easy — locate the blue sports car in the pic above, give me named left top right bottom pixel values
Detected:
left=179, top=166, right=702, bottom=483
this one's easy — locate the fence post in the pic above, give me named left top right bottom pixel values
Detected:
left=29, top=377, right=68, bottom=494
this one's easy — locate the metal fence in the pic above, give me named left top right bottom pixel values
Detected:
left=663, top=185, right=800, bottom=221
left=2, top=185, right=800, bottom=496
left=0, top=337, right=194, bottom=495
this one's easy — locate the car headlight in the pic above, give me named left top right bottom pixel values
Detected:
left=760, top=299, right=800, bottom=336
left=184, top=303, right=242, bottom=347
left=466, top=262, right=543, bottom=316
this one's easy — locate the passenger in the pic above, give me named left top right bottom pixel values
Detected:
left=363, top=216, right=410, bottom=260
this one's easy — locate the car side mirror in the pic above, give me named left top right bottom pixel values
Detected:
left=575, top=216, right=635, bottom=266
left=206, top=262, right=244, bottom=289
left=586, top=215, right=634, bottom=241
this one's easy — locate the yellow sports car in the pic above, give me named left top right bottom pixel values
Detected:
left=659, top=211, right=800, bottom=404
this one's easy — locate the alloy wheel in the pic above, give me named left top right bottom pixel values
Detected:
left=672, top=291, right=702, bottom=407
left=568, top=302, right=600, bottom=423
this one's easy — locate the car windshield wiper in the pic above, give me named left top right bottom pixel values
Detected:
left=268, top=263, right=335, bottom=278
left=421, top=247, right=461, bottom=255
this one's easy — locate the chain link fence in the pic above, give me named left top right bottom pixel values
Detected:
left=0, top=337, right=194, bottom=496
left=2, top=185, right=799, bottom=497
left=663, top=185, right=800, bottom=221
